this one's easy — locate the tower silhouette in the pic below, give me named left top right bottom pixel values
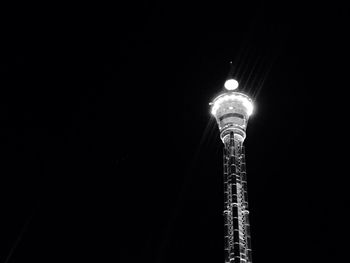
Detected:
left=210, top=79, right=254, bottom=263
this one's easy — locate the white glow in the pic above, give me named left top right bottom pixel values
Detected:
left=211, top=93, right=254, bottom=116
left=242, top=99, right=254, bottom=116
left=224, top=79, right=239, bottom=90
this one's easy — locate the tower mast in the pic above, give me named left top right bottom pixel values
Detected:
left=210, top=79, right=254, bottom=263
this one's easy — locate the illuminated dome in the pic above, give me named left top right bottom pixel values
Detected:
left=211, top=91, right=254, bottom=142
left=224, top=79, right=239, bottom=90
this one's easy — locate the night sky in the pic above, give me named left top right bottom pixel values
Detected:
left=0, top=2, right=349, bottom=263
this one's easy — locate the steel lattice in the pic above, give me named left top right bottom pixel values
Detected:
left=223, top=132, right=252, bottom=263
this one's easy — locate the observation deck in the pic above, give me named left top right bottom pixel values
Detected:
left=210, top=91, right=253, bottom=143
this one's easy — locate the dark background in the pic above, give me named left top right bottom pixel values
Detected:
left=0, top=2, right=349, bottom=263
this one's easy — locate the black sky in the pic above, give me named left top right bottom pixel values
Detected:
left=0, top=2, right=349, bottom=263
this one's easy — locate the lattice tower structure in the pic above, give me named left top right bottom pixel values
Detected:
left=210, top=90, right=254, bottom=263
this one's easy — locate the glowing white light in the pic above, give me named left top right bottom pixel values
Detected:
left=224, top=79, right=239, bottom=90
left=243, top=99, right=254, bottom=116
left=211, top=93, right=254, bottom=116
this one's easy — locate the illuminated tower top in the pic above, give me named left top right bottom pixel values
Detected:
left=210, top=79, right=254, bottom=143
left=210, top=78, right=255, bottom=263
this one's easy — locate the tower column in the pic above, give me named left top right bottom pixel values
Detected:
left=210, top=79, right=254, bottom=263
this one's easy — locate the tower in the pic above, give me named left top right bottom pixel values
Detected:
left=210, top=79, right=254, bottom=263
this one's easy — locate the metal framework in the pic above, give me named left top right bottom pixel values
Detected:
left=210, top=85, right=254, bottom=263
left=223, top=132, right=252, bottom=263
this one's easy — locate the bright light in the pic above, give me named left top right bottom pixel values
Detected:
left=224, top=79, right=239, bottom=90
left=242, top=98, right=254, bottom=116
left=211, top=93, right=254, bottom=116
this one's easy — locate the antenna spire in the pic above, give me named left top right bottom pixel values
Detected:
left=227, top=60, right=235, bottom=81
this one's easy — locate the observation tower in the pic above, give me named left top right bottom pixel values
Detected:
left=210, top=79, right=254, bottom=263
